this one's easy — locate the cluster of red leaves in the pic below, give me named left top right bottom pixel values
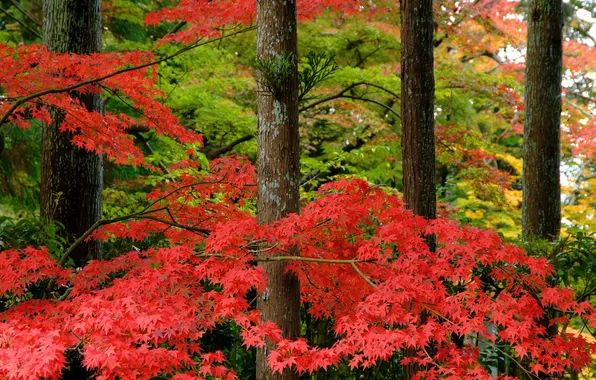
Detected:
left=569, top=118, right=596, bottom=160
left=146, top=0, right=366, bottom=44
left=1, top=160, right=595, bottom=379
left=436, top=0, right=524, bottom=60
left=0, top=43, right=200, bottom=165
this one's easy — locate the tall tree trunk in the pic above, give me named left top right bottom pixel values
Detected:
left=401, top=0, right=436, bottom=222
left=41, top=0, right=103, bottom=268
left=522, top=0, right=563, bottom=241
left=522, top=3, right=563, bottom=379
left=255, top=1, right=301, bottom=379
left=400, top=0, right=436, bottom=378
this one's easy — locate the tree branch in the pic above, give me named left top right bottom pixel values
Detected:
left=299, top=82, right=400, bottom=118
left=461, top=50, right=504, bottom=65
left=254, top=256, right=377, bottom=265
left=341, top=95, right=401, bottom=119
left=131, top=131, right=171, bottom=176
left=0, top=25, right=256, bottom=128
left=0, top=6, right=41, bottom=38
left=57, top=178, right=227, bottom=267
left=6, top=0, right=39, bottom=27
left=564, top=97, right=593, bottom=118
left=199, top=134, right=254, bottom=159
left=58, top=207, right=175, bottom=266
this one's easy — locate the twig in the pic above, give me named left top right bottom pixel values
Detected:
left=57, top=206, right=204, bottom=266
left=135, top=215, right=210, bottom=236
left=6, top=0, right=39, bottom=26
left=564, top=97, right=593, bottom=118
left=131, top=131, right=172, bottom=176
left=197, top=251, right=378, bottom=266
left=0, top=6, right=41, bottom=38
left=351, top=262, right=377, bottom=288
left=299, top=82, right=400, bottom=118
left=256, top=256, right=377, bottom=265
left=199, top=134, right=254, bottom=159
left=341, top=95, right=401, bottom=118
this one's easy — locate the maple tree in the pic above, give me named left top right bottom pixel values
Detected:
left=1, top=0, right=596, bottom=379
left=2, top=174, right=596, bottom=379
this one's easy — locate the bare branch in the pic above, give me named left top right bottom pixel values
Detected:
left=351, top=262, right=378, bottom=289
left=0, top=6, right=41, bottom=38
left=200, top=134, right=254, bottom=159
left=6, top=0, right=39, bottom=27
left=299, top=82, right=400, bottom=118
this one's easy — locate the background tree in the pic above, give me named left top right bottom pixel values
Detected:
left=522, top=0, right=563, bottom=240
left=400, top=0, right=436, bottom=378
left=255, top=0, right=301, bottom=379
left=400, top=0, right=436, bottom=224
left=40, top=0, right=103, bottom=267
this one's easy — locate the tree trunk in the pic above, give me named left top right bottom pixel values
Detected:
left=255, top=1, right=301, bottom=379
left=41, top=0, right=103, bottom=268
left=522, top=0, right=563, bottom=241
left=401, top=0, right=436, bottom=222
left=400, top=0, right=436, bottom=378
left=521, top=4, right=563, bottom=379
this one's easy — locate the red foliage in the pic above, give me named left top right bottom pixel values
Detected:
left=1, top=169, right=595, bottom=379
left=0, top=44, right=200, bottom=166
left=2, top=0, right=596, bottom=378
left=146, top=0, right=366, bottom=44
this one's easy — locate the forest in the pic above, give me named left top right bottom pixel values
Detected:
left=0, top=0, right=596, bottom=379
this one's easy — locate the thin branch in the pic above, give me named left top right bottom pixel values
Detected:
left=0, top=25, right=256, bottom=128
left=461, top=50, right=504, bottom=65
left=566, top=91, right=596, bottom=104
left=0, top=6, right=41, bottom=38
left=167, top=21, right=187, bottom=36
left=58, top=207, right=168, bottom=266
left=131, top=131, right=171, bottom=176
left=564, top=97, right=594, bottom=118
left=136, top=215, right=210, bottom=236
left=351, top=262, right=377, bottom=289
left=199, top=134, right=254, bottom=159
left=255, top=256, right=377, bottom=265
left=299, top=82, right=400, bottom=118
left=197, top=251, right=379, bottom=266
left=6, top=0, right=39, bottom=27
left=341, top=95, right=401, bottom=119
left=58, top=287, right=73, bottom=301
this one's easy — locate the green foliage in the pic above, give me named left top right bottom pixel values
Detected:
left=548, top=231, right=596, bottom=303
left=298, top=51, right=338, bottom=101
left=255, top=52, right=295, bottom=95
left=0, top=125, right=42, bottom=215
left=0, top=216, right=66, bottom=257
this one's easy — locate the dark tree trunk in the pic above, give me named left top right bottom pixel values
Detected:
left=400, top=0, right=436, bottom=378
left=41, top=0, right=103, bottom=268
left=401, top=0, right=436, bottom=222
left=255, top=1, right=301, bottom=379
left=522, top=0, right=563, bottom=241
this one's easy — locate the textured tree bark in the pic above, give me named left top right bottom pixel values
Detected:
left=522, top=0, right=562, bottom=241
left=401, top=0, right=436, bottom=222
left=41, top=0, right=103, bottom=269
left=255, top=1, right=301, bottom=379
left=400, top=0, right=436, bottom=378
left=522, top=5, right=563, bottom=379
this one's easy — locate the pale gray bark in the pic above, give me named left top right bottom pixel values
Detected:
left=255, top=0, right=301, bottom=379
